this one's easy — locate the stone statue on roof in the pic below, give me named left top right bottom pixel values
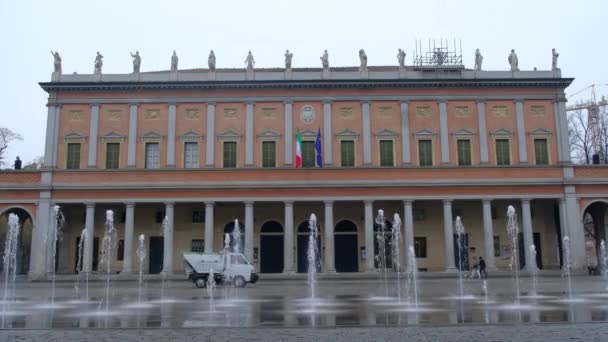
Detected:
left=474, top=49, right=483, bottom=71
left=50, top=51, right=62, bottom=74
left=245, top=51, right=255, bottom=72
left=94, top=51, right=103, bottom=74
left=171, top=50, right=178, bottom=71
left=130, top=51, right=141, bottom=73
left=208, top=50, right=216, bottom=71
left=397, top=49, right=406, bottom=69
left=508, top=49, right=519, bottom=71
left=551, top=48, right=559, bottom=71
left=284, top=49, right=293, bottom=70
left=359, top=49, right=368, bottom=71
left=320, top=49, right=329, bottom=70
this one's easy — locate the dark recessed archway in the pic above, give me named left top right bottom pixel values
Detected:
left=334, top=220, right=359, bottom=272
left=0, top=207, right=34, bottom=275
left=259, top=221, right=284, bottom=273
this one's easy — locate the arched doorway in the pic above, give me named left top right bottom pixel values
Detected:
left=224, top=220, right=245, bottom=253
left=582, top=201, right=608, bottom=273
left=334, top=220, right=358, bottom=272
left=0, top=207, right=34, bottom=275
left=374, top=217, right=393, bottom=269
left=297, top=220, right=321, bottom=273
left=259, top=221, right=284, bottom=273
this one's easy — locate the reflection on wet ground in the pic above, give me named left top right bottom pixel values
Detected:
left=1, top=290, right=608, bottom=329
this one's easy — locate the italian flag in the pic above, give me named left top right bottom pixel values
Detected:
left=295, top=129, right=302, bottom=168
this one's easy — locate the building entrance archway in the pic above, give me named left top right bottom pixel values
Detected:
left=259, top=221, right=284, bottom=273
left=0, top=207, right=34, bottom=275
left=582, top=201, right=608, bottom=272
left=334, top=220, right=358, bottom=272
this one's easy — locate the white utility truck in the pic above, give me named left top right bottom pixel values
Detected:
left=183, top=252, right=259, bottom=288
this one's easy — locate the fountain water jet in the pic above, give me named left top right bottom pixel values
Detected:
left=2, top=214, right=20, bottom=314
left=407, top=245, right=419, bottom=308
left=530, top=244, right=539, bottom=296
left=392, top=214, right=402, bottom=302
left=232, top=219, right=242, bottom=253
left=454, top=216, right=466, bottom=299
left=136, top=234, right=146, bottom=305
left=506, top=205, right=521, bottom=304
left=207, top=268, right=216, bottom=312
left=50, top=206, right=64, bottom=305
left=562, top=235, right=573, bottom=300
left=601, top=240, right=608, bottom=291
left=74, top=228, right=87, bottom=300
left=99, top=210, right=117, bottom=313
left=307, top=214, right=320, bottom=301
left=375, top=210, right=389, bottom=297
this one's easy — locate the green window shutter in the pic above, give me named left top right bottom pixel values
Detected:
left=534, top=139, right=548, bottom=165
left=496, top=139, right=510, bottom=165
left=340, top=140, right=355, bottom=167
left=457, top=139, right=471, bottom=166
left=379, top=140, right=394, bottom=166
left=302, top=141, right=315, bottom=167
left=418, top=140, right=433, bottom=166
left=184, top=142, right=198, bottom=168
left=223, top=141, right=237, bottom=168
left=262, top=141, right=276, bottom=168
left=66, top=143, right=81, bottom=169
left=105, top=143, right=120, bottom=169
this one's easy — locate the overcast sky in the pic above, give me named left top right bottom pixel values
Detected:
left=0, top=0, right=606, bottom=166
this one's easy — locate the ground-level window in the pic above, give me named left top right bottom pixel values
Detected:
left=340, top=140, right=355, bottom=167
left=379, top=140, right=394, bottom=166
left=223, top=141, right=237, bottom=168
left=302, top=141, right=315, bottom=167
left=262, top=141, right=276, bottom=168
left=414, top=237, right=427, bottom=258
left=457, top=139, right=472, bottom=166
left=192, top=210, right=204, bottom=223
left=184, top=142, right=198, bottom=168
left=145, top=142, right=160, bottom=169
left=495, top=139, right=510, bottom=166
left=493, top=236, right=500, bottom=257
left=105, top=143, right=120, bottom=169
left=191, top=239, right=204, bottom=253
left=534, top=138, right=549, bottom=165
left=418, top=140, right=433, bottom=166
left=66, top=143, right=81, bottom=169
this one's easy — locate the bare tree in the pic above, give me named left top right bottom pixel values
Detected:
left=568, top=109, right=593, bottom=164
left=0, top=127, right=23, bottom=167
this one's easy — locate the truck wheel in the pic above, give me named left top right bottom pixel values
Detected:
left=194, top=277, right=207, bottom=288
left=234, top=276, right=246, bottom=288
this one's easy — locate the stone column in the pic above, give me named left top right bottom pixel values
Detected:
left=477, top=100, right=489, bottom=164
left=400, top=101, right=411, bottom=165
left=442, top=200, right=456, bottom=271
left=403, top=200, right=414, bottom=269
left=204, top=202, right=214, bottom=253
left=205, top=102, right=215, bottom=167
left=83, top=203, right=95, bottom=273
left=364, top=200, right=375, bottom=271
left=565, top=186, right=585, bottom=270
left=515, top=100, right=528, bottom=164
left=163, top=203, right=174, bottom=274
left=284, top=201, right=295, bottom=273
left=122, top=203, right=135, bottom=274
left=29, top=193, right=51, bottom=279
left=167, top=103, right=176, bottom=167
left=362, top=101, right=372, bottom=166
left=323, top=101, right=333, bottom=166
left=43, top=105, right=59, bottom=167
left=558, top=198, right=568, bottom=267
left=439, top=100, right=450, bottom=164
left=556, top=100, right=571, bottom=164
left=245, top=103, right=254, bottom=167
left=553, top=101, right=563, bottom=162
left=521, top=199, right=535, bottom=271
left=284, top=101, right=293, bottom=166
left=324, top=201, right=335, bottom=272
left=127, top=104, right=138, bottom=167
left=482, top=199, right=497, bottom=270
left=87, top=104, right=99, bottom=167
left=245, top=201, right=254, bottom=262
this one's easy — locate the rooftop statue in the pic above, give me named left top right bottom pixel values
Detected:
left=50, top=51, right=62, bottom=74
left=94, top=51, right=103, bottom=74
left=552, top=48, right=559, bottom=71
left=474, top=49, right=483, bottom=71
left=508, top=49, right=519, bottom=71
left=285, top=49, right=293, bottom=70
left=397, top=49, right=406, bottom=69
left=320, top=49, right=329, bottom=70
left=432, top=48, right=446, bottom=65
left=359, top=49, right=368, bottom=71
left=245, top=51, right=255, bottom=72
left=208, top=50, right=216, bottom=71
left=130, top=51, right=141, bottom=73
left=171, top=50, right=178, bottom=71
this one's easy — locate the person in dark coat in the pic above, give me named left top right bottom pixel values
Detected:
left=479, top=256, right=487, bottom=279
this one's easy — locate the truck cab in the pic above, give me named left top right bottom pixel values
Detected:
left=183, top=252, right=259, bottom=288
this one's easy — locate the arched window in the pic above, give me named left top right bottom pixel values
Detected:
left=260, top=221, right=283, bottom=233
left=335, top=220, right=357, bottom=233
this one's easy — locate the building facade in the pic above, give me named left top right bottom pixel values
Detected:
left=2, top=60, right=608, bottom=279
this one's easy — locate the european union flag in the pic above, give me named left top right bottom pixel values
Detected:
left=315, top=128, right=323, bottom=168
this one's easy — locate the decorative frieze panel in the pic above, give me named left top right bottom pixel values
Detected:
left=378, top=107, right=393, bottom=119
left=184, top=109, right=200, bottom=120
left=338, top=107, right=354, bottom=119
left=260, top=108, right=278, bottom=120
left=144, top=109, right=161, bottom=120
left=491, top=106, right=509, bottom=118
left=223, top=108, right=239, bottom=119
left=415, top=106, right=432, bottom=118
left=107, top=110, right=122, bottom=121
left=68, top=110, right=83, bottom=121
left=530, top=105, right=546, bottom=117
left=454, top=106, right=470, bottom=118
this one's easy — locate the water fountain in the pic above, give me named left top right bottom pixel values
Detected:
left=601, top=240, right=608, bottom=291
left=392, top=214, right=402, bottom=302
left=74, top=228, right=88, bottom=301
left=307, top=214, right=319, bottom=301
left=2, top=213, right=20, bottom=313
left=232, top=219, right=242, bottom=253
left=530, top=244, right=539, bottom=296
left=454, top=216, right=466, bottom=299
left=506, top=205, right=521, bottom=304
left=407, top=245, right=419, bottom=308
left=374, top=209, right=389, bottom=298
left=99, top=210, right=117, bottom=313
left=562, top=235, right=573, bottom=301
left=160, top=216, right=168, bottom=303
left=136, top=234, right=146, bottom=305
left=207, top=268, right=216, bottom=313
left=482, top=280, right=489, bottom=304
left=224, top=233, right=231, bottom=251
left=49, top=206, right=64, bottom=306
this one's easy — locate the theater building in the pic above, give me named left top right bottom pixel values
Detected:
left=2, top=56, right=608, bottom=279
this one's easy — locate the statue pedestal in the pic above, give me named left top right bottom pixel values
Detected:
left=93, top=73, right=102, bottom=82
left=51, top=72, right=60, bottom=82
left=322, top=69, right=330, bottom=79
left=169, top=70, right=178, bottom=81
left=398, top=69, right=407, bottom=78
left=360, top=69, right=369, bottom=78
left=246, top=70, right=254, bottom=80
left=130, top=72, right=140, bottom=82
left=208, top=71, right=216, bottom=81
left=284, top=69, right=292, bottom=80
